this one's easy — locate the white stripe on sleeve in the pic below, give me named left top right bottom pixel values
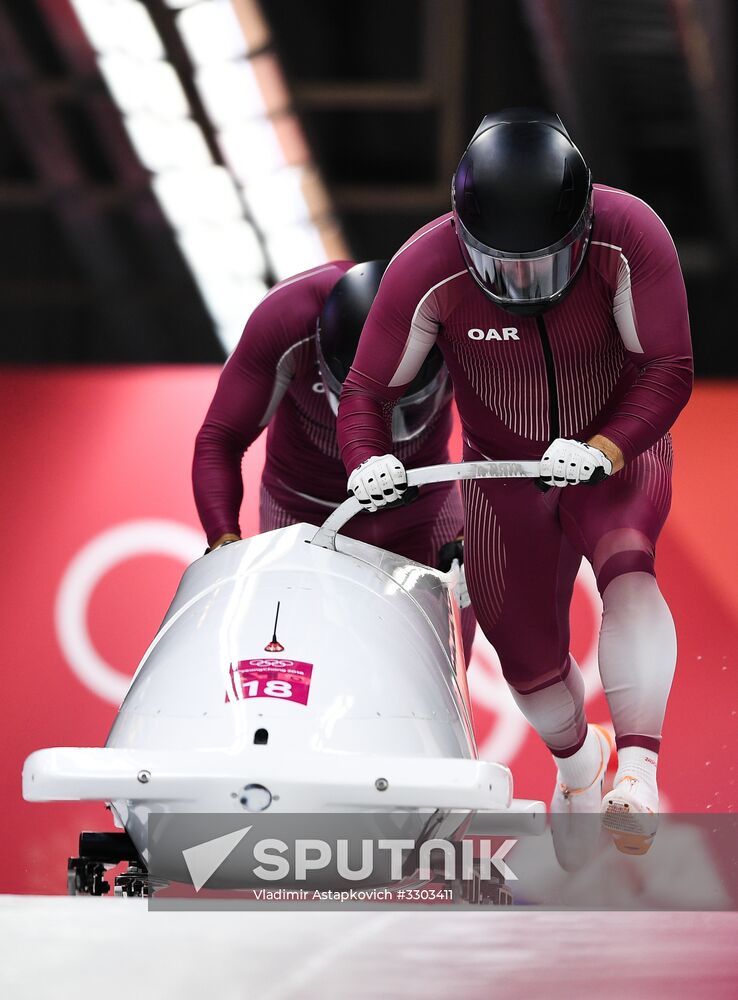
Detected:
left=388, top=270, right=466, bottom=388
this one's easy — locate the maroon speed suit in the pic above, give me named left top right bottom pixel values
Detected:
left=338, top=185, right=693, bottom=755
left=192, top=261, right=476, bottom=656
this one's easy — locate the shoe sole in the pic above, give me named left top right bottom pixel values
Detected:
left=601, top=795, right=657, bottom=856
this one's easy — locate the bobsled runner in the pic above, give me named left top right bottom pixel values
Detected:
left=23, top=462, right=546, bottom=901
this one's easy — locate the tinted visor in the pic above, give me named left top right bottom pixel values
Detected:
left=456, top=192, right=593, bottom=308
left=389, top=368, right=451, bottom=442
left=461, top=238, right=589, bottom=305
left=316, top=332, right=451, bottom=442
left=316, top=334, right=345, bottom=402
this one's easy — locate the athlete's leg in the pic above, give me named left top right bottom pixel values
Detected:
left=560, top=436, right=676, bottom=849
left=463, top=472, right=613, bottom=868
left=507, top=653, right=586, bottom=757
left=560, top=436, right=675, bottom=756
left=462, top=475, right=588, bottom=754
left=597, top=574, right=676, bottom=754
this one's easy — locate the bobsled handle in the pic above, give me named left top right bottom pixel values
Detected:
left=310, top=460, right=540, bottom=551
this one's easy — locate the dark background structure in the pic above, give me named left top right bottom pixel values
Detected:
left=0, top=0, right=735, bottom=374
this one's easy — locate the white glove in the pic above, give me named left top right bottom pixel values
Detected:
left=347, top=454, right=408, bottom=512
left=540, top=438, right=612, bottom=487
left=450, top=558, right=471, bottom=609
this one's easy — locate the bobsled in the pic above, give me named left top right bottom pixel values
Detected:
left=23, top=462, right=546, bottom=898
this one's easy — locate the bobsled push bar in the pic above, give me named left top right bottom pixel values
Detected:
left=311, top=461, right=540, bottom=551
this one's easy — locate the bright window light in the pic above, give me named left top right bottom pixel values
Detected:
left=215, top=285, right=271, bottom=352
left=177, top=0, right=248, bottom=66
left=218, top=118, right=286, bottom=182
left=219, top=115, right=310, bottom=186
left=69, top=0, right=117, bottom=53
left=196, top=54, right=289, bottom=125
left=225, top=0, right=271, bottom=52
left=70, top=0, right=165, bottom=60
left=269, top=114, right=311, bottom=165
left=244, top=167, right=313, bottom=234
left=74, top=0, right=347, bottom=347
left=177, top=220, right=266, bottom=280
left=98, top=54, right=190, bottom=118
left=124, top=115, right=212, bottom=172
left=265, top=225, right=328, bottom=281
left=195, top=61, right=266, bottom=125
left=196, top=272, right=268, bottom=325
left=248, top=53, right=291, bottom=116
left=153, top=166, right=244, bottom=226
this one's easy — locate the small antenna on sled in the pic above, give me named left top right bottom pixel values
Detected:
left=264, top=601, right=284, bottom=652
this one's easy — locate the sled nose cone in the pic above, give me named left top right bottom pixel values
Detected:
left=239, top=783, right=272, bottom=811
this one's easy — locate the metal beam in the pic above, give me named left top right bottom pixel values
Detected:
left=0, top=277, right=204, bottom=304
left=0, top=180, right=150, bottom=208
left=293, top=82, right=435, bottom=111
left=334, top=183, right=450, bottom=212
left=0, top=3, right=161, bottom=349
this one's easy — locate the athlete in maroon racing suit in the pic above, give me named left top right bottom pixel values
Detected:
left=338, top=109, right=693, bottom=865
left=193, top=260, right=476, bottom=659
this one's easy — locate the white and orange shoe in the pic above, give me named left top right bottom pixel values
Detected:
left=550, top=724, right=614, bottom=872
left=601, top=773, right=659, bottom=856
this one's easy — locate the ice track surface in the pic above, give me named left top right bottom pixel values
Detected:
left=1, top=897, right=737, bottom=1000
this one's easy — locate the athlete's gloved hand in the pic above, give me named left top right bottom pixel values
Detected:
left=540, top=438, right=613, bottom=487
left=437, top=538, right=471, bottom=609
left=347, top=454, right=408, bottom=512
left=450, top=559, right=470, bottom=609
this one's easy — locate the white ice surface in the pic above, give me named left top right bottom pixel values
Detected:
left=1, top=896, right=737, bottom=1000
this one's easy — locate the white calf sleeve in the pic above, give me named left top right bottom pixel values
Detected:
left=598, top=572, right=677, bottom=746
left=509, top=655, right=587, bottom=756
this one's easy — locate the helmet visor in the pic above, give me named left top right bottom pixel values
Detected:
left=317, top=328, right=450, bottom=442
left=460, top=237, right=589, bottom=306
left=455, top=189, right=593, bottom=307
left=390, top=368, right=451, bottom=442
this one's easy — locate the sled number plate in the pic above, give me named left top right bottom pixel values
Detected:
left=227, top=658, right=313, bottom=706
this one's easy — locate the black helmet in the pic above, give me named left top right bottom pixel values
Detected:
left=316, top=260, right=449, bottom=441
left=452, top=108, right=593, bottom=315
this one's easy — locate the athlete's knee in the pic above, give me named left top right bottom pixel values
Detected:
left=601, top=570, right=673, bottom=624
left=487, top=629, right=570, bottom=692
left=597, top=551, right=656, bottom=594
left=592, top=528, right=656, bottom=595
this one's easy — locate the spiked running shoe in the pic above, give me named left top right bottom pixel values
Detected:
left=601, top=774, right=658, bottom=856
left=550, top=724, right=614, bottom=872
